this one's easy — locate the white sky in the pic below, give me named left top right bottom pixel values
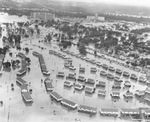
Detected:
left=63, top=0, right=150, bottom=7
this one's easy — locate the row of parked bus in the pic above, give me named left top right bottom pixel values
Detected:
left=50, top=91, right=150, bottom=121
left=33, top=51, right=50, bottom=76
left=16, top=52, right=33, bottom=103
left=50, top=49, right=147, bottom=84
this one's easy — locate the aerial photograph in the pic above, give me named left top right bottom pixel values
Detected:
left=0, top=0, right=150, bottom=122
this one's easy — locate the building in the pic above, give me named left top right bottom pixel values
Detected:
left=98, top=16, right=105, bottom=21
left=30, top=12, right=55, bottom=22
left=86, top=14, right=105, bottom=21
left=86, top=16, right=95, bottom=20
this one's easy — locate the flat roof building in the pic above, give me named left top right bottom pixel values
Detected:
left=86, top=14, right=105, bottom=21
left=30, top=12, right=55, bottom=22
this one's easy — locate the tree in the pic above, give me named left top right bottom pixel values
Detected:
left=17, top=22, right=24, bottom=28
left=115, top=45, right=122, bottom=54
left=46, top=33, right=52, bottom=42
left=61, top=41, right=72, bottom=49
left=34, top=20, right=38, bottom=23
left=94, top=51, right=97, bottom=56
left=79, top=44, right=87, bottom=56
left=45, top=20, right=52, bottom=27
left=37, top=28, right=40, bottom=35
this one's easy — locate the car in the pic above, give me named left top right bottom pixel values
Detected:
left=114, top=76, right=120, bottom=82
left=110, top=92, right=120, bottom=99
left=75, top=54, right=79, bottom=58
left=134, top=67, right=141, bottom=72
left=76, top=54, right=81, bottom=58
left=85, top=57, right=90, bottom=62
left=69, top=65, right=76, bottom=70
left=98, top=90, right=106, bottom=97
left=66, top=73, right=76, bottom=80
left=64, top=63, right=70, bottom=68
left=77, top=76, right=86, bottom=82
left=112, top=83, right=121, bottom=89
left=96, top=81, right=106, bottom=88
left=115, top=69, right=122, bottom=75
left=102, top=64, right=108, bottom=70
left=85, top=86, right=95, bottom=94
left=123, top=71, right=130, bottom=77
left=74, top=83, right=84, bottom=90
left=107, top=73, right=114, bottom=79
left=130, top=73, right=138, bottom=80
left=124, top=81, right=131, bottom=87
left=70, top=52, right=75, bottom=56
left=124, top=64, right=130, bottom=68
left=90, top=67, right=97, bottom=73
left=96, top=62, right=101, bottom=67
left=79, top=67, right=85, bottom=73
left=64, top=81, right=73, bottom=87
left=89, top=59, right=96, bottom=64
left=80, top=56, right=86, bottom=60
left=86, top=78, right=95, bottom=84
left=108, top=66, right=115, bottom=72
left=57, top=72, right=65, bottom=77
left=123, top=91, right=133, bottom=98
left=62, top=55, right=68, bottom=59
left=138, top=76, right=147, bottom=83
left=100, top=71, right=107, bottom=76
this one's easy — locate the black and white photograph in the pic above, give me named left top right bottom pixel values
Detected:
left=0, top=0, right=150, bottom=122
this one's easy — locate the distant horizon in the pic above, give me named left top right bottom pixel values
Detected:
left=48, top=0, right=150, bottom=7
left=11, top=0, right=150, bottom=8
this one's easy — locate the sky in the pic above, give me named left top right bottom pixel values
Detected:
left=61, top=0, right=150, bottom=7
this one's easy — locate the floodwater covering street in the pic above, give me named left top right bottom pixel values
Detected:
left=0, top=12, right=149, bottom=122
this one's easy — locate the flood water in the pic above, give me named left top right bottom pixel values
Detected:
left=0, top=12, right=29, bottom=23
left=0, top=13, right=149, bottom=122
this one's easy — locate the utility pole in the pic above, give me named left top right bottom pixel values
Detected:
left=7, top=106, right=10, bottom=122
